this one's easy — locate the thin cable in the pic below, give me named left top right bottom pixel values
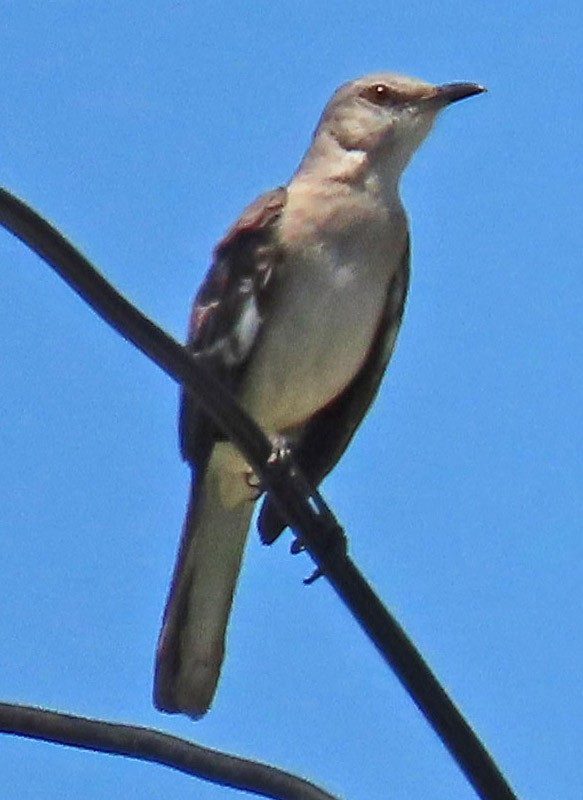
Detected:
left=0, top=703, right=337, bottom=800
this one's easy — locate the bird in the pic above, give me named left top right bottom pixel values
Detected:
left=153, top=71, right=485, bottom=719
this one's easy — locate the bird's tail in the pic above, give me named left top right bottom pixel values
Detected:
left=154, top=447, right=254, bottom=718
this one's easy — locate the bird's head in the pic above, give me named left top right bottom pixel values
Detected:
left=308, top=72, right=485, bottom=181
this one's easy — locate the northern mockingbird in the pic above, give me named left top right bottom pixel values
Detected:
left=154, top=72, right=485, bottom=718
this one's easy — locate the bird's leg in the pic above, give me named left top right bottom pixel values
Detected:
left=266, top=438, right=314, bottom=560
left=265, top=436, right=346, bottom=576
left=244, top=434, right=293, bottom=502
left=302, top=518, right=348, bottom=584
left=243, top=469, right=263, bottom=501
left=266, top=433, right=293, bottom=467
left=254, top=432, right=347, bottom=583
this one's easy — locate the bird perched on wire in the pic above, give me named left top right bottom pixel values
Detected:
left=154, top=71, right=485, bottom=719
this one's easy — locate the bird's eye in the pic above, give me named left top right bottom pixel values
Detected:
left=362, top=83, right=396, bottom=104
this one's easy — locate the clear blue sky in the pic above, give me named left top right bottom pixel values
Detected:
left=1, top=3, right=581, bottom=799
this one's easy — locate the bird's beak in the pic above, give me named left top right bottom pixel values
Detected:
left=429, top=82, right=487, bottom=108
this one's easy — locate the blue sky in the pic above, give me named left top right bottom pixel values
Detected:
left=1, top=3, right=581, bottom=799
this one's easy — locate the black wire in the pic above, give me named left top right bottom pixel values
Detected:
left=0, top=703, right=337, bottom=800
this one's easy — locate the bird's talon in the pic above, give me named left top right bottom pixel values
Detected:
left=244, top=469, right=262, bottom=501
left=267, top=436, right=292, bottom=466
left=290, top=537, right=305, bottom=554
left=304, top=566, right=323, bottom=585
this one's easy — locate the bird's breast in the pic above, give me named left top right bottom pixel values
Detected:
left=239, top=199, right=407, bottom=434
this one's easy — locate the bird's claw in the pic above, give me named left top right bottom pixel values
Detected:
left=289, top=535, right=323, bottom=584
left=244, top=436, right=293, bottom=502
left=298, top=521, right=348, bottom=585
left=267, top=435, right=293, bottom=467
left=244, top=468, right=262, bottom=502
left=290, top=537, right=305, bottom=555
left=303, top=566, right=324, bottom=585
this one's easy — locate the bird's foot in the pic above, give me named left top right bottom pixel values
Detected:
left=244, top=435, right=293, bottom=502
left=244, top=468, right=263, bottom=501
left=267, top=435, right=293, bottom=468
left=289, top=535, right=322, bottom=583
left=291, top=520, right=347, bottom=585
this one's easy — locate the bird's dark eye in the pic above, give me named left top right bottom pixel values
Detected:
left=363, top=83, right=399, bottom=105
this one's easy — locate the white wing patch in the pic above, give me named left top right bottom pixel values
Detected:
left=222, top=288, right=262, bottom=366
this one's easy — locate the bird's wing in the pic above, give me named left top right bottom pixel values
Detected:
left=179, top=186, right=287, bottom=472
left=257, top=234, right=410, bottom=544
left=154, top=187, right=287, bottom=717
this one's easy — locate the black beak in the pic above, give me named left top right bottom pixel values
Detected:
left=434, top=82, right=487, bottom=106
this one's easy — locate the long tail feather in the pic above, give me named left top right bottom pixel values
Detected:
left=154, top=448, right=254, bottom=718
